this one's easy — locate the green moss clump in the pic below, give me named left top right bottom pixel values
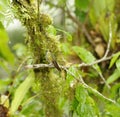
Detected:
left=12, top=1, right=66, bottom=117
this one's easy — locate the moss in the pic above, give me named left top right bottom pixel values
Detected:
left=12, top=0, right=66, bottom=116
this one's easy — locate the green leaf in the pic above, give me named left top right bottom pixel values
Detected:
left=99, top=13, right=117, bottom=47
left=107, top=69, right=120, bottom=84
left=61, top=43, right=71, bottom=55
left=89, top=0, right=116, bottom=47
left=76, top=100, right=96, bottom=117
left=58, top=0, right=66, bottom=6
left=56, top=28, right=72, bottom=41
left=0, top=0, right=13, bottom=25
left=72, top=46, right=95, bottom=63
left=110, top=83, right=120, bottom=99
left=109, top=52, right=120, bottom=68
left=0, top=0, right=8, bottom=12
left=10, top=71, right=35, bottom=115
left=75, top=0, right=89, bottom=12
left=105, top=0, right=115, bottom=12
left=105, top=103, right=120, bottom=117
left=0, top=21, right=14, bottom=64
left=0, top=79, right=11, bottom=92
left=75, top=85, right=99, bottom=117
left=71, top=98, right=79, bottom=110
left=75, top=10, right=87, bottom=22
left=89, top=0, right=112, bottom=24
left=116, top=59, right=120, bottom=69
left=47, top=25, right=57, bottom=35
left=75, top=85, right=88, bottom=103
left=21, top=99, right=43, bottom=116
left=13, top=43, right=27, bottom=58
left=66, top=33, right=72, bottom=41
left=89, top=0, right=115, bottom=33
left=66, top=66, right=77, bottom=86
left=75, top=0, right=89, bottom=22
left=72, top=46, right=101, bottom=73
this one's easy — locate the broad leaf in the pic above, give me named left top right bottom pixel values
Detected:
left=61, top=43, right=71, bottom=55
left=56, top=28, right=72, bottom=41
left=105, top=103, right=120, bottom=117
left=110, top=83, right=120, bottom=99
left=66, top=66, right=78, bottom=88
left=0, top=21, right=14, bottom=64
left=75, top=85, right=88, bottom=103
left=75, top=0, right=90, bottom=22
left=116, top=59, right=120, bottom=69
left=109, top=52, right=120, bottom=68
left=0, top=0, right=13, bottom=25
left=75, top=85, right=99, bottom=117
left=72, top=46, right=101, bottom=73
left=10, top=71, right=35, bottom=115
left=75, top=0, right=89, bottom=12
left=107, top=69, right=120, bottom=84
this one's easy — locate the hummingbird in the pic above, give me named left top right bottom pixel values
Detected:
left=46, top=50, right=61, bottom=71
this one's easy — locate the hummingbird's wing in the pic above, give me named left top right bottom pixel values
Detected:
left=52, top=60, right=61, bottom=71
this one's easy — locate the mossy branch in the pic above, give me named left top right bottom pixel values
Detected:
left=12, top=0, right=64, bottom=116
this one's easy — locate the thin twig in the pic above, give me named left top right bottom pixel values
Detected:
left=94, top=68, right=110, bottom=89
left=66, top=68, right=116, bottom=104
left=78, top=21, right=112, bottom=88
left=17, top=57, right=29, bottom=72
left=94, top=21, right=112, bottom=88
left=78, top=54, right=113, bottom=67
left=24, top=54, right=113, bottom=88
left=66, top=7, right=96, bottom=47
left=25, top=54, right=114, bottom=69
left=103, top=22, right=112, bottom=58
left=77, top=74, right=116, bottom=104
left=25, top=63, right=54, bottom=69
left=83, top=81, right=116, bottom=104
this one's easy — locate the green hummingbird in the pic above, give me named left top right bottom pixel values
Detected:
left=46, top=50, right=61, bottom=71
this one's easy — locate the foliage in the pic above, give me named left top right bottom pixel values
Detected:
left=0, top=0, right=120, bottom=117
left=0, top=22, right=14, bottom=64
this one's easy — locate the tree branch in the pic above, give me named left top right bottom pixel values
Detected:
left=25, top=54, right=113, bottom=69
left=66, top=7, right=96, bottom=47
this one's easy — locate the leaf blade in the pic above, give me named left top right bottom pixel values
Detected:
left=107, top=69, right=120, bottom=84
left=109, top=52, right=120, bottom=68
left=72, top=46, right=101, bottom=73
left=0, top=21, right=14, bottom=64
left=10, top=72, right=35, bottom=115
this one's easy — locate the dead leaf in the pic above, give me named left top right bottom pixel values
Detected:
left=95, top=43, right=105, bottom=58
